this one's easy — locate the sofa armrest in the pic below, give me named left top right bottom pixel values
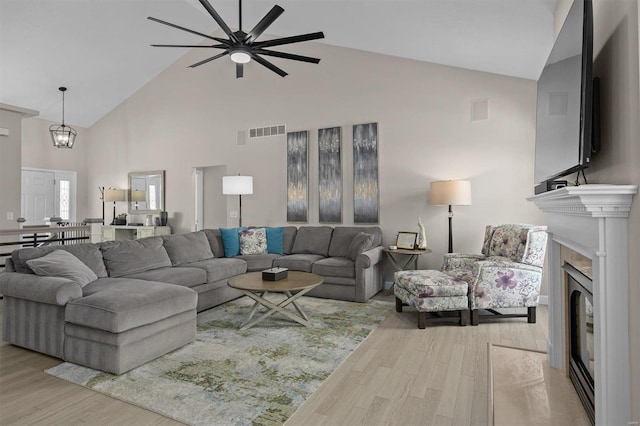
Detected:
left=441, top=253, right=486, bottom=273
left=355, top=245, right=384, bottom=269
left=0, top=272, right=83, bottom=306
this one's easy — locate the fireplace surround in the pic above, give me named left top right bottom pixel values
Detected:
left=529, top=184, right=637, bottom=425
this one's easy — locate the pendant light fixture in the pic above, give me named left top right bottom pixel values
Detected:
left=49, top=87, right=77, bottom=148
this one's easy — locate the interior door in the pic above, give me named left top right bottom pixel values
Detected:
left=21, top=170, right=55, bottom=226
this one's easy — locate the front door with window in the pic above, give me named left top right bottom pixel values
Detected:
left=21, top=168, right=77, bottom=225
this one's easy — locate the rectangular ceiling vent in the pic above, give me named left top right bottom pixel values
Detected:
left=248, top=124, right=286, bottom=139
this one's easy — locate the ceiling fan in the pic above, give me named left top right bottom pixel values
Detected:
left=148, top=0, right=325, bottom=78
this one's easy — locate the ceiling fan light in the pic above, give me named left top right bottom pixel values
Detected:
left=230, top=49, right=251, bottom=64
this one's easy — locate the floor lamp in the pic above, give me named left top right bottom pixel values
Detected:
left=222, top=175, right=253, bottom=227
left=104, top=189, right=126, bottom=225
left=429, top=180, right=472, bottom=253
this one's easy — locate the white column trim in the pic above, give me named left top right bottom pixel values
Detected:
left=529, top=184, right=637, bottom=426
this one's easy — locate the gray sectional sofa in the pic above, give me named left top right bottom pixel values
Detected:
left=0, top=225, right=384, bottom=374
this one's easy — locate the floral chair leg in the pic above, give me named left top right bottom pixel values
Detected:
left=395, top=297, right=403, bottom=313
left=460, top=309, right=468, bottom=326
left=528, top=306, right=537, bottom=323
left=418, top=312, right=426, bottom=329
left=471, top=309, right=479, bottom=326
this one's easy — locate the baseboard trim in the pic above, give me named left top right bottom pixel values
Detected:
left=384, top=280, right=393, bottom=290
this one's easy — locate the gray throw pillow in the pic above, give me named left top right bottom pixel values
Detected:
left=347, top=232, right=374, bottom=261
left=26, top=249, right=98, bottom=287
left=162, top=231, right=214, bottom=266
left=291, top=226, right=333, bottom=256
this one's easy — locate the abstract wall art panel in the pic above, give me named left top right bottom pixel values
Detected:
left=318, top=127, right=342, bottom=223
left=353, top=122, right=379, bottom=224
left=287, top=131, right=309, bottom=222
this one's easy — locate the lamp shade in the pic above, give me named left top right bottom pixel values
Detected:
left=223, top=176, right=253, bottom=195
left=130, top=190, right=146, bottom=202
left=104, top=189, right=126, bottom=202
left=429, top=180, right=472, bottom=206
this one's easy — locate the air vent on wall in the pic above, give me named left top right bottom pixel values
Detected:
left=248, top=124, right=286, bottom=139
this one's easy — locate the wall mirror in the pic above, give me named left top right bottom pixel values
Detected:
left=128, top=170, right=165, bottom=214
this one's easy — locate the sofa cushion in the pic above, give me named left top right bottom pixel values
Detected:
left=26, top=250, right=98, bottom=287
left=239, top=228, right=267, bottom=255
left=347, top=232, right=375, bottom=261
left=266, top=227, right=284, bottom=254
left=327, top=226, right=383, bottom=258
left=123, top=266, right=207, bottom=288
left=282, top=226, right=297, bottom=254
left=220, top=227, right=247, bottom=257
left=312, top=257, right=356, bottom=278
left=162, top=231, right=214, bottom=266
left=66, top=279, right=196, bottom=333
left=202, top=229, right=225, bottom=258
left=291, top=226, right=333, bottom=256
left=12, top=243, right=108, bottom=277
left=235, top=253, right=281, bottom=272
left=273, top=254, right=325, bottom=272
left=100, top=237, right=172, bottom=278
left=185, top=258, right=247, bottom=283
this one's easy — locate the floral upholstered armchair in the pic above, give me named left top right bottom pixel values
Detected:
left=441, top=224, right=547, bottom=325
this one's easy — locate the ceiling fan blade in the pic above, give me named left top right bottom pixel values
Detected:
left=197, top=0, right=238, bottom=43
left=151, top=44, right=227, bottom=49
left=147, top=16, right=219, bottom=42
left=188, top=51, right=229, bottom=68
left=244, top=5, right=284, bottom=44
left=252, top=54, right=288, bottom=77
left=253, top=32, right=324, bottom=49
left=254, top=49, right=320, bottom=64
left=236, top=63, right=244, bottom=79
left=212, top=37, right=232, bottom=45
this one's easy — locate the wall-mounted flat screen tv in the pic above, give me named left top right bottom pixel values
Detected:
left=534, top=0, right=595, bottom=191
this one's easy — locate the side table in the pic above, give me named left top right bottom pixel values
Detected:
left=384, top=247, right=432, bottom=294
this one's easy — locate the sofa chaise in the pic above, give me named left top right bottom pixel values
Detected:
left=0, top=225, right=384, bottom=374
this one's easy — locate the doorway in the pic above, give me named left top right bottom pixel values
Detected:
left=193, top=165, right=227, bottom=230
left=21, top=168, right=77, bottom=226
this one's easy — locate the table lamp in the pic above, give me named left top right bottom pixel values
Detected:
left=131, top=190, right=146, bottom=211
left=223, top=175, right=253, bottom=227
left=104, top=189, right=126, bottom=225
left=429, top=180, right=472, bottom=253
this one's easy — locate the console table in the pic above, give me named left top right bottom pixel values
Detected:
left=101, top=225, right=170, bottom=242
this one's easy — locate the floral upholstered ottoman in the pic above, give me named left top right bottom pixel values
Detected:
left=394, top=270, right=468, bottom=328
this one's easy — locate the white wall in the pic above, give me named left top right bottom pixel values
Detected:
left=85, top=41, right=545, bottom=274
left=0, top=107, right=28, bottom=230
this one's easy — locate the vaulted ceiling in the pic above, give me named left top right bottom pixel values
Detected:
left=0, top=0, right=558, bottom=128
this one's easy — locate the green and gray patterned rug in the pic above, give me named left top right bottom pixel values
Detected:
left=46, top=295, right=391, bottom=425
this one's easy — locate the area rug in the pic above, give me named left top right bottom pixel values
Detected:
left=46, top=296, right=391, bottom=425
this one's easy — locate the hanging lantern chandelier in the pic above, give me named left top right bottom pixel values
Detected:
left=49, top=87, right=77, bottom=148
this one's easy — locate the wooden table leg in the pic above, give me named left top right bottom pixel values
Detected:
left=238, top=287, right=315, bottom=330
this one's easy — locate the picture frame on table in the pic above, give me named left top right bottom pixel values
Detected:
left=396, top=232, right=418, bottom=250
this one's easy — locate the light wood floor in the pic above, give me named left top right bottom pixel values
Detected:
left=1, top=297, right=567, bottom=426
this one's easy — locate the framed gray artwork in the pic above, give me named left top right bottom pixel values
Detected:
left=353, top=122, right=379, bottom=224
left=318, top=127, right=342, bottom=223
left=287, top=131, right=309, bottom=222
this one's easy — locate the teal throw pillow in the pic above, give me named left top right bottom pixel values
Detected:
left=220, top=227, right=247, bottom=257
left=266, top=227, right=284, bottom=254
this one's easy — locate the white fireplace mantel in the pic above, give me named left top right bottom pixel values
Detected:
left=529, top=184, right=637, bottom=426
